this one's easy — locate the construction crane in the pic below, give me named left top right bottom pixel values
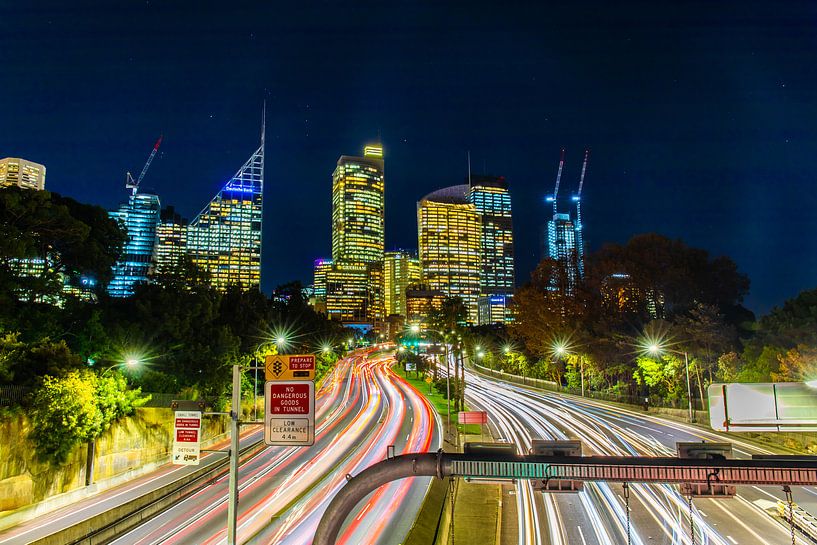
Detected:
left=574, top=149, right=590, bottom=228
left=125, top=135, right=163, bottom=195
left=546, top=148, right=566, bottom=216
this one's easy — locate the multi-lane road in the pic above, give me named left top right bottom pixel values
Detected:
left=5, top=347, right=815, bottom=545
left=0, top=349, right=440, bottom=545
left=466, top=368, right=815, bottom=545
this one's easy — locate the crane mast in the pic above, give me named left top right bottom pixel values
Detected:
left=575, top=149, right=589, bottom=227
left=125, top=135, right=163, bottom=195
left=550, top=148, right=565, bottom=216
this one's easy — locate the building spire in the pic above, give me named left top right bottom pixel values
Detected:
left=261, top=100, right=266, bottom=148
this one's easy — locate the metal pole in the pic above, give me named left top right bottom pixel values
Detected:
left=227, top=364, right=241, bottom=545
left=684, top=351, right=694, bottom=423
left=446, top=345, right=451, bottom=432
left=580, top=355, right=585, bottom=397
left=253, top=360, right=258, bottom=422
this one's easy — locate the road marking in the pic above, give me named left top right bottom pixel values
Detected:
left=699, top=509, right=708, bottom=517
left=577, top=525, right=588, bottom=545
left=727, top=536, right=738, bottom=544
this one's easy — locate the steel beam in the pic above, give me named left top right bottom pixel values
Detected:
left=313, top=451, right=817, bottom=545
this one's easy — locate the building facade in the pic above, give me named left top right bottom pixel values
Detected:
left=322, top=144, right=386, bottom=327
left=187, top=141, right=263, bottom=290
left=154, top=206, right=188, bottom=275
left=325, top=261, right=369, bottom=323
left=383, top=250, right=421, bottom=317
left=108, top=192, right=162, bottom=297
left=0, top=157, right=46, bottom=191
left=405, top=284, right=446, bottom=327
left=417, top=185, right=482, bottom=323
left=477, top=293, right=514, bottom=325
left=468, top=175, right=515, bottom=296
left=331, top=145, right=384, bottom=264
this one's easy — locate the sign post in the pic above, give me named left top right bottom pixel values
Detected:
left=172, top=410, right=202, bottom=465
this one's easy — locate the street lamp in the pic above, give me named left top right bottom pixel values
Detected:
left=409, top=323, right=456, bottom=432
left=102, top=356, right=142, bottom=377
left=647, top=343, right=694, bottom=423
left=553, top=342, right=585, bottom=397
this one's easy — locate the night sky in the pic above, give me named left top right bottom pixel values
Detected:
left=2, top=1, right=816, bottom=314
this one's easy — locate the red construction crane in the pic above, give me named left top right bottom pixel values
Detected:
left=125, top=135, right=163, bottom=194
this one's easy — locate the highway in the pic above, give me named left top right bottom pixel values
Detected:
left=0, top=350, right=440, bottom=545
left=466, top=368, right=816, bottom=545
left=108, top=350, right=440, bottom=545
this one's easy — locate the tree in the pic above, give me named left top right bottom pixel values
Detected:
left=0, top=186, right=125, bottom=304
left=29, top=370, right=147, bottom=463
left=675, top=303, right=737, bottom=400
left=590, top=233, right=750, bottom=321
left=772, top=345, right=817, bottom=382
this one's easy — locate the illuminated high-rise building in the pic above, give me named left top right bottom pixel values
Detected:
left=468, top=175, right=515, bottom=296
left=321, top=144, right=385, bottom=327
left=367, top=262, right=385, bottom=328
left=417, top=185, right=482, bottom=323
left=325, top=261, right=369, bottom=323
left=383, top=250, right=421, bottom=317
left=312, top=258, right=334, bottom=303
left=187, top=126, right=264, bottom=291
left=544, top=150, right=589, bottom=289
left=154, top=206, right=188, bottom=275
left=108, top=192, right=161, bottom=297
left=331, top=145, right=384, bottom=264
left=0, top=157, right=46, bottom=190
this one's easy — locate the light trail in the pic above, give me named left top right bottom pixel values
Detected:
left=465, top=369, right=810, bottom=544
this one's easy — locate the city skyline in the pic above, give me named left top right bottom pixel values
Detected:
left=2, top=2, right=815, bottom=313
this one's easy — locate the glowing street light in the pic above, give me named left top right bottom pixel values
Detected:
left=410, top=324, right=421, bottom=334
left=643, top=340, right=694, bottom=423
left=552, top=341, right=584, bottom=397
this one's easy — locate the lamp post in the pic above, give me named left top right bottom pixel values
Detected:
left=648, top=343, right=694, bottom=423
left=409, top=323, right=454, bottom=431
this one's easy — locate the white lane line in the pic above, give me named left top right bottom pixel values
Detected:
left=577, top=525, right=588, bottom=545
left=727, top=536, right=738, bottom=544
left=699, top=509, right=708, bottom=517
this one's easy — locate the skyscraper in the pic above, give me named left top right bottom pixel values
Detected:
left=417, top=185, right=482, bottom=323
left=187, top=127, right=264, bottom=291
left=383, top=250, right=421, bottom=317
left=468, top=175, right=515, bottom=295
left=0, top=157, right=46, bottom=190
left=325, top=261, right=369, bottom=323
left=154, top=206, right=188, bottom=275
left=545, top=150, right=589, bottom=288
left=331, top=145, right=384, bottom=264
left=323, top=144, right=385, bottom=328
left=108, top=192, right=161, bottom=297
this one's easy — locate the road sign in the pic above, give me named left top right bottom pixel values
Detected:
left=708, top=382, right=817, bottom=432
left=459, top=411, right=488, bottom=425
left=264, top=381, right=315, bottom=446
left=265, top=354, right=316, bottom=381
left=425, top=376, right=433, bottom=384
left=173, top=410, right=201, bottom=465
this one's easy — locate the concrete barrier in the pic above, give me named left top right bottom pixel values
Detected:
left=29, top=439, right=267, bottom=545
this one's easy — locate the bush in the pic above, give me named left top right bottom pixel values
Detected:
left=30, top=370, right=148, bottom=464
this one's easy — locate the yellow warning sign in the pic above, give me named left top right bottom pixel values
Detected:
left=264, top=354, right=316, bottom=381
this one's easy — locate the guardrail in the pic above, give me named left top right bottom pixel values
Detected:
left=777, top=500, right=817, bottom=543
left=470, top=362, right=708, bottom=411
left=30, top=439, right=268, bottom=545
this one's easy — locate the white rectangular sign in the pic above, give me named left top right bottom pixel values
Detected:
left=264, top=381, right=315, bottom=446
left=709, top=382, right=817, bottom=432
left=173, top=410, right=202, bottom=465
